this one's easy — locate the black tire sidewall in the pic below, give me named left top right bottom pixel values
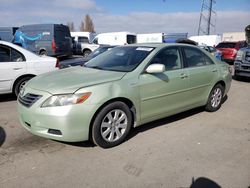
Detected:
left=40, top=51, right=47, bottom=56
left=14, top=77, right=32, bottom=97
left=83, top=50, right=91, bottom=57
left=205, top=84, right=224, bottom=112
left=92, top=102, right=132, bottom=148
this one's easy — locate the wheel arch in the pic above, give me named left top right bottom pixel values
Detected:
left=82, top=48, right=91, bottom=53
left=214, top=80, right=226, bottom=91
left=12, top=74, right=36, bottom=93
left=88, top=97, right=137, bottom=140
left=39, top=48, right=47, bottom=54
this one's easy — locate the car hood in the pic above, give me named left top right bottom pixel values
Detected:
left=27, top=67, right=126, bottom=94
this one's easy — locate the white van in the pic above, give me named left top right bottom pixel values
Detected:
left=188, top=35, right=222, bottom=46
left=92, top=32, right=136, bottom=45
left=137, top=33, right=164, bottom=43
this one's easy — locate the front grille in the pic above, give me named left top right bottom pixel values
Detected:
left=242, top=65, right=250, bottom=71
left=18, top=93, right=42, bottom=107
left=245, top=51, right=250, bottom=63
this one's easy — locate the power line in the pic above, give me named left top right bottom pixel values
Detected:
left=198, top=0, right=216, bottom=35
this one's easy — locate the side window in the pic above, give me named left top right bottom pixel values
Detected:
left=150, top=48, right=182, bottom=71
left=78, top=37, right=89, bottom=43
left=11, top=49, right=24, bottom=62
left=240, top=41, right=247, bottom=48
left=92, top=38, right=98, bottom=44
left=203, top=54, right=214, bottom=65
left=184, top=47, right=205, bottom=67
left=0, top=46, right=11, bottom=62
left=208, top=46, right=216, bottom=53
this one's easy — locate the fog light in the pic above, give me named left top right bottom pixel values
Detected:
left=48, top=129, right=62, bottom=135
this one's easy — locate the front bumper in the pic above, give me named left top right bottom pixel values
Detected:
left=234, top=61, right=250, bottom=78
left=17, top=87, right=97, bottom=142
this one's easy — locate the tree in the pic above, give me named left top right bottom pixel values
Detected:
left=67, top=22, right=75, bottom=32
left=84, top=14, right=95, bottom=32
left=79, top=21, right=85, bottom=32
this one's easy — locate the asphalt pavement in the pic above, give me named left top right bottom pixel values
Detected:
left=0, top=78, right=249, bottom=188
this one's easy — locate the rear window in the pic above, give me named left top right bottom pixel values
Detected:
left=216, top=42, right=236, bottom=48
left=127, top=35, right=136, bottom=44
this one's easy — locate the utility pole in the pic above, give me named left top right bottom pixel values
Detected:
left=198, top=0, right=216, bottom=35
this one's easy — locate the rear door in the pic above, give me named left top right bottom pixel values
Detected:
left=182, top=46, right=218, bottom=105
left=54, top=25, right=72, bottom=55
left=0, top=45, right=26, bottom=93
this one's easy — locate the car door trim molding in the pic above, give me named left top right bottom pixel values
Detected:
left=0, top=79, right=12, bottom=82
left=142, top=83, right=211, bottom=101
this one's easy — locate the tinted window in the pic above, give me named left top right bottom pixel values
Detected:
left=0, top=46, right=10, bottom=62
left=11, top=49, right=24, bottom=62
left=150, top=47, right=182, bottom=70
left=240, top=41, right=247, bottom=48
left=78, top=37, right=89, bottom=43
left=55, top=26, right=70, bottom=42
left=216, top=42, right=236, bottom=48
left=92, top=38, right=98, bottom=44
left=208, top=46, right=216, bottom=53
left=203, top=54, right=214, bottom=65
left=85, top=46, right=154, bottom=72
left=184, top=47, right=214, bottom=67
left=127, top=35, right=136, bottom=44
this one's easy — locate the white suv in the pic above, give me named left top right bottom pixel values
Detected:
left=0, top=41, right=58, bottom=96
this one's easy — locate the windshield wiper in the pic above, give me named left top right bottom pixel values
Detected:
left=87, top=66, right=105, bottom=70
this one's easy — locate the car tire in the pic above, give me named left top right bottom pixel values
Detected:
left=83, top=50, right=91, bottom=57
left=14, top=76, right=32, bottom=97
left=92, top=102, right=132, bottom=148
left=39, top=50, right=47, bottom=56
left=234, top=72, right=241, bottom=80
left=205, top=84, right=224, bottom=112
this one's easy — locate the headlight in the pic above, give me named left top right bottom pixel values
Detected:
left=41, top=92, right=91, bottom=107
left=235, top=50, right=244, bottom=61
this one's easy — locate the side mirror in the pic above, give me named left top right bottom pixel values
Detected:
left=146, top=64, right=165, bottom=74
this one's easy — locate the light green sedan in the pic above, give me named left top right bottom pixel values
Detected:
left=17, top=44, right=232, bottom=148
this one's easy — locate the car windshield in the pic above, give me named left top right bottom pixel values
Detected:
left=85, top=46, right=154, bottom=72
left=88, top=47, right=111, bottom=59
left=216, top=42, right=236, bottom=48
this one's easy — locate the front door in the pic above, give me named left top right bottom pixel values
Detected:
left=138, top=47, right=189, bottom=122
left=0, top=45, right=26, bottom=93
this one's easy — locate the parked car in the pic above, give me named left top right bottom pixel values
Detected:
left=71, top=32, right=96, bottom=44
left=199, top=45, right=222, bottom=60
left=59, top=45, right=116, bottom=69
left=71, top=31, right=99, bottom=57
left=0, top=40, right=59, bottom=96
left=215, top=41, right=247, bottom=63
left=17, top=44, right=232, bottom=148
left=234, top=25, right=250, bottom=79
left=13, top=24, right=72, bottom=57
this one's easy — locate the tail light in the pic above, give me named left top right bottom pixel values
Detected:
left=232, top=49, right=237, bottom=55
left=52, top=39, right=56, bottom=53
left=55, top=58, right=60, bottom=68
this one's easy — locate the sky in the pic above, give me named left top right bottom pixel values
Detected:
left=0, top=0, right=249, bottom=36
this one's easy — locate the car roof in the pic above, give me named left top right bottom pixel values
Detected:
left=126, top=43, right=197, bottom=48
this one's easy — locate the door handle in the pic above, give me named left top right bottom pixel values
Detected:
left=212, top=69, right=218, bottom=72
left=180, top=73, right=188, bottom=79
left=13, top=68, right=23, bottom=70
